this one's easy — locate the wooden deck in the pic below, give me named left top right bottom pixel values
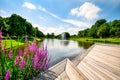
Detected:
left=35, top=43, right=120, bottom=80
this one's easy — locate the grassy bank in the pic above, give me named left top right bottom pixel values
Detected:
left=70, top=37, right=120, bottom=44
left=2, top=38, right=42, bottom=49
left=2, top=40, right=24, bottom=49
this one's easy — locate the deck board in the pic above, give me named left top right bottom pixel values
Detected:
left=65, top=59, right=87, bottom=80
left=60, top=72, right=69, bottom=80
left=77, top=44, right=120, bottom=80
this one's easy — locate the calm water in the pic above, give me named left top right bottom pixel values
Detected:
left=42, top=39, right=93, bottom=67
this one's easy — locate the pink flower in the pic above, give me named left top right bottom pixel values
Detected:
left=25, top=35, right=28, bottom=44
left=8, top=50, right=13, bottom=59
left=0, top=30, right=2, bottom=48
left=4, top=70, right=10, bottom=80
left=20, top=58, right=25, bottom=70
left=18, top=49, right=22, bottom=56
left=29, top=38, right=37, bottom=53
left=24, top=47, right=29, bottom=54
left=32, top=43, right=50, bottom=70
left=14, top=56, right=19, bottom=66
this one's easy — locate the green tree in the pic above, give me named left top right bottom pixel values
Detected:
left=88, top=25, right=98, bottom=37
left=63, top=32, right=70, bottom=39
left=109, top=20, right=120, bottom=37
left=97, top=23, right=110, bottom=38
left=0, top=17, right=7, bottom=36
left=34, top=27, right=45, bottom=38
left=25, top=21, right=34, bottom=36
left=88, top=19, right=107, bottom=38
left=8, top=14, right=26, bottom=36
left=46, top=33, right=50, bottom=38
left=78, top=30, right=84, bottom=37
left=0, top=14, right=45, bottom=38
left=51, top=33, right=55, bottom=38
left=95, top=19, right=106, bottom=27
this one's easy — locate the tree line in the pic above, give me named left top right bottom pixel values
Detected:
left=78, top=19, right=120, bottom=38
left=1, top=14, right=119, bottom=39
left=0, top=14, right=45, bottom=38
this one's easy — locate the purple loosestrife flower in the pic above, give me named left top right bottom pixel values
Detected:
left=4, top=70, right=10, bottom=80
left=24, top=35, right=30, bottom=55
left=14, top=56, right=19, bottom=66
left=20, top=58, right=25, bottom=70
left=29, top=38, right=37, bottom=53
left=44, top=58, right=50, bottom=69
left=8, top=50, right=13, bottom=59
left=24, top=47, right=29, bottom=54
left=0, top=30, right=2, bottom=48
left=18, top=49, right=22, bottom=56
left=25, top=35, right=28, bottom=44
left=32, top=43, right=50, bottom=70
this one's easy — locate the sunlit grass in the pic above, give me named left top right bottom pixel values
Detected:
left=1, top=38, right=42, bottom=49
left=2, top=40, right=24, bottom=49
left=70, top=37, right=120, bottom=44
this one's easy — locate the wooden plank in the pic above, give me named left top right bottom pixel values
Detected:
left=66, top=59, right=87, bottom=80
left=88, top=52, right=120, bottom=73
left=77, top=44, right=120, bottom=80
left=93, top=47, right=120, bottom=58
left=86, top=57, right=120, bottom=78
left=95, top=45, right=120, bottom=52
left=60, top=72, right=69, bottom=80
left=49, top=58, right=67, bottom=76
left=72, top=44, right=96, bottom=66
left=87, top=50, right=120, bottom=67
left=69, top=59, right=88, bottom=80
left=82, top=57, right=120, bottom=80
left=93, top=45, right=120, bottom=58
left=55, top=76, right=61, bottom=80
left=78, top=63, right=101, bottom=80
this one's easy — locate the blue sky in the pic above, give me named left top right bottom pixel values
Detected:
left=0, top=0, right=120, bottom=35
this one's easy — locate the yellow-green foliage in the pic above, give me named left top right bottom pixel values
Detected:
left=2, top=40, right=24, bottom=49
left=35, top=38, right=41, bottom=41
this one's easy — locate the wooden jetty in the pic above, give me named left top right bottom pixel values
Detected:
left=35, top=43, right=120, bottom=80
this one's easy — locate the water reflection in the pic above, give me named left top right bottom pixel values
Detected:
left=43, top=39, right=93, bottom=67
left=60, top=40, right=69, bottom=46
left=77, top=41, right=94, bottom=49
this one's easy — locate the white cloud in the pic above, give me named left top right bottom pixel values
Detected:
left=37, top=5, right=92, bottom=28
left=23, top=2, right=36, bottom=10
left=38, top=6, right=61, bottom=20
left=70, top=2, right=101, bottom=20
left=70, top=8, right=79, bottom=16
left=30, top=4, right=93, bottom=35
left=33, top=24, right=81, bottom=35
left=32, top=5, right=93, bottom=35
left=62, top=19, right=91, bottom=28
left=33, top=24, right=65, bottom=35
left=38, top=6, right=46, bottom=12
left=0, top=9, right=9, bottom=17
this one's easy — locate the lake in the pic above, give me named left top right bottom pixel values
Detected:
left=42, top=39, right=93, bottom=67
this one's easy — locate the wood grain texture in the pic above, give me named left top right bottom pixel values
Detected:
left=77, top=44, right=120, bottom=80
